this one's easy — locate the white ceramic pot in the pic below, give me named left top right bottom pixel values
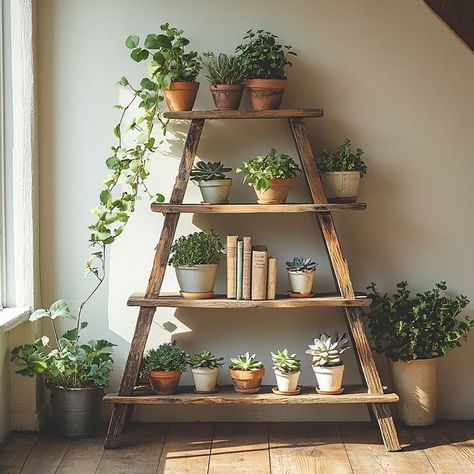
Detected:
left=288, top=270, right=315, bottom=295
left=191, top=367, right=219, bottom=393
left=321, top=171, right=361, bottom=203
left=274, top=370, right=301, bottom=392
left=198, top=179, right=232, bottom=204
left=390, top=358, right=438, bottom=426
left=312, top=364, right=344, bottom=392
left=175, top=264, right=218, bottom=293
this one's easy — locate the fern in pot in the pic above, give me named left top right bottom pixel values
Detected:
left=229, top=352, right=265, bottom=394
left=188, top=351, right=224, bottom=393
left=286, top=256, right=317, bottom=297
left=191, top=161, right=232, bottom=204
left=271, top=349, right=302, bottom=394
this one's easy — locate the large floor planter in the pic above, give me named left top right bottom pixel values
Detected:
left=321, top=171, right=361, bottom=203
left=50, top=386, right=103, bottom=438
left=254, top=178, right=294, bottom=204
left=149, top=370, right=182, bottom=395
left=175, top=264, right=219, bottom=298
left=210, top=84, right=244, bottom=110
left=230, top=368, right=265, bottom=394
left=390, top=358, right=438, bottom=426
left=163, top=81, right=199, bottom=112
left=191, top=367, right=219, bottom=393
left=312, top=364, right=344, bottom=392
left=246, top=79, right=287, bottom=111
left=288, top=270, right=315, bottom=295
left=274, top=370, right=300, bottom=393
left=198, top=178, right=232, bottom=204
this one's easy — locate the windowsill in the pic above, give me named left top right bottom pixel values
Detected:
left=0, top=307, right=30, bottom=334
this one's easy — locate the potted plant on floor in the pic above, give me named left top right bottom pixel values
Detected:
left=306, top=333, right=350, bottom=394
left=236, top=29, right=296, bottom=111
left=271, top=349, right=302, bottom=394
left=168, top=230, right=224, bottom=299
left=10, top=300, right=115, bottom=438
left=143, top=341, right=188, bottom=395
left=237, top=148, right=301, bottom=204
left=367, top=281, right=473, bottom=426
left=201, top=53, right=246, bottom=110
left=191, top=161, right=233, bottom=204
left=317, top=140, right=367, bottom=203
left=286, top=256, right=317, bottom=297
left=188, top=351, right=225, bottom=393
left=229, top=352, right=265, bottom=394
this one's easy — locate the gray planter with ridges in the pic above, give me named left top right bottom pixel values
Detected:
left=198, top=178, right=232, bottom=204
left=175, top=264, right=219, bottom=294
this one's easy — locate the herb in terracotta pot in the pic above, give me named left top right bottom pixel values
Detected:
left=229, top=352, right=265, bottom=394
left=188, top=351, right=225, bottom=393
left=286, top=256, right=318, bottom=297
left=271, top=349, right=302, bottom=394
left=191, top=161, right=233, bottom=204
left=236, top=29, right=296, bottom=111
left=237, top=148, right=301, bottom=204
left=317, top=140, right=367, bottom=203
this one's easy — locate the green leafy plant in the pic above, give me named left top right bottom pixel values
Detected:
left=271, top=349, right=301, bottom=373
left=286, top=256, right=317, bottom=272
left=191, top=161, right=232, bottom=182
left=143, top=342, right=188, bottom=373
left=168, top=231, right=224, bottom=267
left=305, top=333, right=350, bottom=367
left=237, top=148, right=301, bottom=192
left=318, top=139, right=367, bottom=176
left=188, top=351, right=225, bottom=369
left=229, top=352, right=264, bottom=371
left=235, top=29, right=296, bottom=79
left=201, top=53, right=245, bottom=85
left=366, top=281, right=473, bottom=362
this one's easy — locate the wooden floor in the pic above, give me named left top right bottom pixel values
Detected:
left=1, top=421, right=474, bottom=474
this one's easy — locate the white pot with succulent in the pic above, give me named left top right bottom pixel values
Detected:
left=188, top=351, right=225, bottom=393
left=271, top=349, right=302, bottom=394
left=191, top=161, right=233, bottom=204
left=286, top=256, right=317, bottom=297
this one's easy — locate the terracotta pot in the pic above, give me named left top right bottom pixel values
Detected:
left=246, top=79, right=287, bottom=111
left=209, top=84, right=244, bottom=110
left=149, top=370, right=182, bottom=395
left=163, top=81, right=199, bottom=112
left=254, top=178, right=294, bottom=204
left=313, top=364, right=345, bottom=392
left=229, top=368, right=265, bottom=393
left=288, top=269, right=315, bottom=295
left=321, top=171, right=361, bottom=203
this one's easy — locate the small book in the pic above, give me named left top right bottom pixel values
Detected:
left=236, top=240, right=244, bottom=300
left=251, top=247, right=268, bottom=300
left=242, top=237, right=252, bottom=300
left=267, top=257, right=278, bottom=300
left=226, top=235, right=238, bottom=299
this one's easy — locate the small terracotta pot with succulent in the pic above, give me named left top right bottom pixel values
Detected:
left=229, top=353, right=265, bottom=394
left=188, top=351, right=225, bottom=393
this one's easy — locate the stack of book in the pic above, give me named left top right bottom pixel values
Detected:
left=226, top=235, right=278, bottom=300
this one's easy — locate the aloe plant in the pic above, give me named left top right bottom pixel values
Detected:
left=271, top=349, right=301, bottom=373
left=286, top=256, right=317, bottom=272
left=305, top=333, right=350, bottom=367
left=191, top=161, right=232, bottom=182
left=201, top=52, right=245, bottom=85
left=229, top=352, right=264, bottom=371
left=188, top=351, right=224, bottom=369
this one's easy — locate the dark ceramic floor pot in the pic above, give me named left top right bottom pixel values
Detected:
left=229, top=368, right=265, bottom=394
left=246, top=79, right=287, bottom=111
left=209, top=84, right=244, bottom=110
left=50, top=386, right=103, bottom=438
left=149, top=370, right=182, bottom=394
left=163, top=81, right=199, bottom=112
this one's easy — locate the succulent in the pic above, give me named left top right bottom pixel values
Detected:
left=201, top=52, right=246, bottom=85
left=229, top=352, right=264, bottom=371
left=286, top=256, right=317, bottom=272
left=271, top=349, right=301, bottom=373
left=143, top=342, right=188, bottom=373
left=191, top=161, right=232, bottom=182
left=305, top=333, right=350, bottom=367
left=188, top=351, right=224, bottom=369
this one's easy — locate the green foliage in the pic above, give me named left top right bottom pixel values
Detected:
left=168, top=231, right=224, bottom=267
left=143, top=342, right=188, bottom=372
left=305, top=333, right=350, bottom=367
left=286, top=256, right=317, bottom=272
left=235, top=29, right=296, bottom=79
left=229, top=352, right=264, bottom=371
left=201, top=53, right=245, bottom=85
left=188, top=351, right=225, bottom=369
left=366, top=282, right=473, bottom=362
left=191, top=161, right=232, bottom=182
left=271, top=349, right=301, bottom=373
left=236, top=148, right=301, bottom=192
left=318, top=139, right=367, bottom=176
left=30, top=299, right=72, bottom=321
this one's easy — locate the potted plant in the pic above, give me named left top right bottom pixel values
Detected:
left=143, top=341, right=188, bottom=395
left=367, top=281, right=473, bottom=426
left=286, top=256, right=317, bottom=297
left=305, top=332, right=350, bottom=394
left=188, top=351, right=225, bottom=393
left=229, top=352, right=265, bottom=394
left=10, top=300, right=115, bottom=438
left=236, top=29, right=296, bottom=111
left=191, top=161, right=233, bottom=204
left=201, top=53, right=246, bottom=110
left=271, top=349, right=301, bottom=394
left=237, top=148, right=301, bottom=204
left=317, top=140, right=367, bottom=203
left=168, top=230, right=224, bottom=299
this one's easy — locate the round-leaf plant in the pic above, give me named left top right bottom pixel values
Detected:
left=143, top=342, right=188, bottom=373
left=168, top=231, right=224, bottom=267
left=318, top=139, right=367, bottom=176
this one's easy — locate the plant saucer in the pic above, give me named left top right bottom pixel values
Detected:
left=288, top=291, right=315, bottom=298
left=193, top=387, right=219, bottom=394
left=316, top=387, right=344, bottom=395
left=234, top=387, right=261, bottom=394
left=180, top=291, right=214, bottom=299
left=272, top=386, right=302, bottom=396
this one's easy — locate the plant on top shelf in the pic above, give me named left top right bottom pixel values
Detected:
left=229, top=352, right=265, bottom=394
left=317, top=139, right=367, bottom=203
left=306, top=333, right=350, bottom=393
left=271, top=349, right=302, bottom=394
left=188, top=351, right=225, bottom=393
left=168, top=230, right=224, bottom=299
left=201, top=52, right=246, bottom=110
left=237, top=148, right=301, bottom=204
left=236, top=29, right=297, bottom=110
left=286, top=256, right=318, bottom=297
left=191, top=161, right=233, bottom=204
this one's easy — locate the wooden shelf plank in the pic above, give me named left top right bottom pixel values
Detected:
left=162, top=109, right=324, bottom=120
left=127, top=293, right=371, bottom=309
left=104, top=385, right=398, bottom=405
left=151, top=203, right=367, bottom=214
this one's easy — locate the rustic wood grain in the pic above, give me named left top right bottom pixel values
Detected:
left=164, top=108, right=323, bottom=120
left=20, top=433, right=70, bottom=474
left=0, top=433, right=38, bottom=474
left=55, top=434, right=104, bottom=474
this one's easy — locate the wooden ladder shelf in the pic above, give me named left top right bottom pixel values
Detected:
left=103, top=109, right=401, bottom=452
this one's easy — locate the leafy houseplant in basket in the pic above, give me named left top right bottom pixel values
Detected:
left=229, top=353, right=265, bottom=394
left=317, top=140, right=367, bottom=203
left=286, top=256, right=318, bottom=297
left=10, top=300, right=115, bottom=438
left=306, top=333, right=350, bottom=394
left=168, top=230, right=224, bottom=299
left=271, top=349, right=302, bottom=394
left=188, top=351, right=225, bottom=393
left=367, top=281, right=473, bottom=426
left=237, top=148, right=301, bottom=204
left=191, top=161, right=233, bottom=204
left=236, top=30, right=296, bottom=111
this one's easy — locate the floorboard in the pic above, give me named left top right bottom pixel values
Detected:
left=0, top=433, right=38, bottom=474
left=55, top=433, right=104, bottom=474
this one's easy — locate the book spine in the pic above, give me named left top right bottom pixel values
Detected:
left=226, top=235, right=238, bottom=298
left=242, top=237, right=252, bottom=300
left=236, top=240, right=243, bottom=300
left=251, top=250, right=268, bottom=300
left=267, top=257, right=278, bottom=300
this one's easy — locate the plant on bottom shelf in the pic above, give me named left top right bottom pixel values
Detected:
left=229, top=352, right=265, bottom=394
left=188, top=351, right=225, bottom=393
left=271, top=349, right=301, bottom=393
left=286, top=256, right=318, bottom=296
left=191, top=161, right=233, bottom=204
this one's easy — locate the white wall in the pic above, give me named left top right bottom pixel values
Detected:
left=37, top=0, right=474, bottom=421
